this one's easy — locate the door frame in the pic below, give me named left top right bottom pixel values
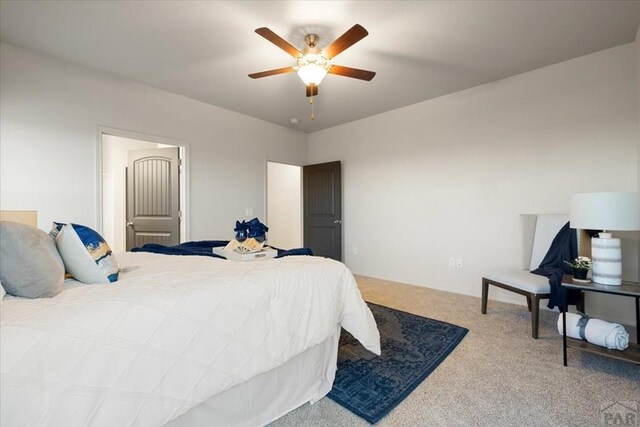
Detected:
left=96, top=125, right=190, bottom=244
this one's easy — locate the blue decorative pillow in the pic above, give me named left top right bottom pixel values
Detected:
left=54, top=223, right=119, bottom=283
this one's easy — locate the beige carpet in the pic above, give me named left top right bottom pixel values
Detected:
left=270, top=276, right=639, bottom=427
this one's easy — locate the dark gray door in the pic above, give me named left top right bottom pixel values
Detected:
left=126, top=147, right=180, bottom=250
left=303, top=161, right=342, bottom=261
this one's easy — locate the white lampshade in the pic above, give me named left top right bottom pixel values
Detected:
left=297, top=63, right=328, bottom=86
left=569, top=192, right=639, bottom=286
left=570, top=192, right=640, bottom=231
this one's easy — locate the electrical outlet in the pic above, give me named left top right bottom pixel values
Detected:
left=245, top=208, right=253, bottom=217
left=456, top=258, right=463, bottom=268
left=448, top=257, right=455, bottom=267
left=353, top=247, right=359, bottom=255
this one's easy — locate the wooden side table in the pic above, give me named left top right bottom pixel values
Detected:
left=561, top=276, right=640, bottom=366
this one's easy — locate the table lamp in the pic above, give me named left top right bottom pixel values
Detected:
left=569, top=192, right=640, bottom=286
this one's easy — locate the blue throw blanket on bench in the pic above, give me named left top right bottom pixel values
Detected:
left=530, top=222, right=580, bottom=311
left=131, top=240, right=313, bottom=259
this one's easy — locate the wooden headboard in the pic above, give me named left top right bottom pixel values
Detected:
left=0, top=210, right=38, bottom=227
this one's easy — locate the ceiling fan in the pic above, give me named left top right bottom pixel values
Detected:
left=249, top=24, right=376, bottom=98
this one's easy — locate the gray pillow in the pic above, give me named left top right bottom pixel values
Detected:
left=0, top=221, right=65, bottom=298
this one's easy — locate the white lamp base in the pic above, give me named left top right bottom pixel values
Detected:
left=591, top=235, right=622, bottom=286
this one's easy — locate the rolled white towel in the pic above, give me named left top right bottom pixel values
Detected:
left=557, top=312, right=629, bottom=351
left=558, top=312, right=586, bottom=340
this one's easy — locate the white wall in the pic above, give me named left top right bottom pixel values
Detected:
left=266, top=162, right=302, bottom=249
left=1, top=40, right=638, bottom=324
left=308, top=43, right=639, bottom=325
left=0, top=43, right=307, bottom=241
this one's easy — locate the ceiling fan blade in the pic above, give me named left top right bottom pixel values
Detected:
left=255, top=27, right=302, bottom=58
left=323, top=24, right=369, bottom=60
left=248, top=66, right=296, bottom=79
left=328, top=65, right=376, bottom=81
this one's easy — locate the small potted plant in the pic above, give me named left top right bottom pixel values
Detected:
left=564, top=256, right=592, bottom=282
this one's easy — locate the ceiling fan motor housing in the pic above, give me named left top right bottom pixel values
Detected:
left=306, top=84, right=319, bottom=97
left=304, top=33, right=320, bottom=48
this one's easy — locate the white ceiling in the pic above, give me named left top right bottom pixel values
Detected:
left=1, top=1, right=639, bottom=133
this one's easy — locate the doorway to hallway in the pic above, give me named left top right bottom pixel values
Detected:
left=100, top=131, right=186, bottom=252
left=266, top=161, right=302, bottom=249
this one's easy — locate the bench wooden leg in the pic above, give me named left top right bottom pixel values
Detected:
left=531, top=294, right=540, bottom=339
left=481, top=279, right=488, bottom=314
left=481, top=278, right=550, bottom=339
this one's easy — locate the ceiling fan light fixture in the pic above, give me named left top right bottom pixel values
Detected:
left=296, top=52, right=329, bottom=86
left=297, top=63, right=328, bottom=86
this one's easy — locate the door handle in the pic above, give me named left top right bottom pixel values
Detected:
left=126, top=222, right=134, bottom=227
left=334, top=220, right=342, bottom=224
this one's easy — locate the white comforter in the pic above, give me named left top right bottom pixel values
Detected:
left=0, top=252, right=380, bottom=427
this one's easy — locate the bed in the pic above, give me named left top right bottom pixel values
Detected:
left=0, top=250, right=380, bottom=426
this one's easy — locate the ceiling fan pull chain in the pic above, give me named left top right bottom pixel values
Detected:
left=309, top=96, right=315, bottom=120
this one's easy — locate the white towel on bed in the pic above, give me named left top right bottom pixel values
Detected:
left=557, top=312, right=629, bottom=350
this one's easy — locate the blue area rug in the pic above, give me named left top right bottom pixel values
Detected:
left=327, top=302, right=468, bottom=424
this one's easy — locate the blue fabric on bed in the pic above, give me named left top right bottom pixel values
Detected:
left=131, top=240, right=228, bottom=258
left=275, top=247, right=313, bottom=257
left=130, top=240, right=313, bottom=259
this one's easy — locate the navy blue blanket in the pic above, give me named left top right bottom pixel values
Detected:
left=131, top=240, right=313, bottom=259
left=530, top=222, right=580, bottom=310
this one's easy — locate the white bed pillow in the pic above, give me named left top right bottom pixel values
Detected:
left=0, top=280, right=5, bottom=301
left=55, top=223, right=119, bottom=283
